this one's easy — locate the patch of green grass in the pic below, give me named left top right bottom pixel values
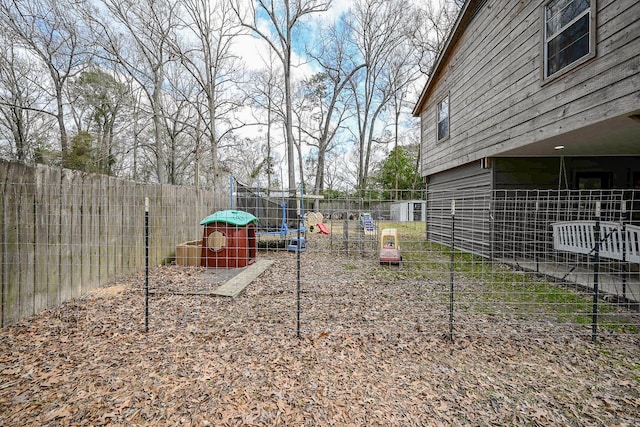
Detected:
left=480, top=276, right=638, bottom=333
left=389, top=238, right=638, bottom=333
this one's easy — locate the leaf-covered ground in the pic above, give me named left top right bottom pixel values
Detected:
left=0, top=249, right=638, bottom=426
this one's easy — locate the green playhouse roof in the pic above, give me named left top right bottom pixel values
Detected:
left=199, top=210, right=258, bottom=226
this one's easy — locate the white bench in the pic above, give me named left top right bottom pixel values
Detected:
left=552, top=221, right=640, bottom=263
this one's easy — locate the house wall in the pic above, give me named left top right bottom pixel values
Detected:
left=426, top=161, right=493, bottom=256
left=418, top=0, right=640, bottom=177
left=493, top=157, right=640, bottom=189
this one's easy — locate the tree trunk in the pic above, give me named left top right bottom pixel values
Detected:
left=313, top=141, right=327, bottom=211
left=55, top=82, right=69, bottom=156
left=284, top=49, right=296, bottom=195
left=152, top=72, right=166, bottom=184
left=209, top=92, right=219, bottom=192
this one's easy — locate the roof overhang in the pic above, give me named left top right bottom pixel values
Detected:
left=496, top=112, right=640, bottom=157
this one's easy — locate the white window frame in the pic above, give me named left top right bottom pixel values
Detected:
left=437, top=94, right=449, bottom=142
left=542, top=0, right=596, bottom=81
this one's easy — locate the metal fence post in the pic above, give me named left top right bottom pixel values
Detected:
left=621, top=200, right=628, bottom=306
left=296, top=186, right=302, bottom=339
left=592, top=201, right=600, bottom=343
left=449, top=200, right=456, bottom=343
left=144, top=197, right=150, bottom=333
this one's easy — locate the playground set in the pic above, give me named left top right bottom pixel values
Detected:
left=174, top=178, right=408, bottom=270
left=175, top=181, right=334, bottom=267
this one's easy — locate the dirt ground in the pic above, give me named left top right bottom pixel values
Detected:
left=0, top=248, right=639, bottom=426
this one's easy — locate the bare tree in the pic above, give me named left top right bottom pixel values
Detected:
left=177, top=0, right=245, bottom=191
left=411, top=0, right=461, bottom=75
left=325, top=150, right=357, bottom=192
left=231, top=0, right=331, bottom=194
left=245, top=52, right=286, bottom=192
left=0, top=28, right=54, bottom=162
left=344, top=0, right=413, bottom=190
left=303, top=20, right=366, bottom=206
left=221, top=136, right=266, bottom=186
left=92, top=0, right=181, bottom=184
left=0, top=0, right=92, bottom=158
left=122, top=83, right=153, bottom=181
left=290, top=83, right=308, bottom=190
left=161, top=62, right=200, bottom=185
left=383, top=40, right=424, bottom=198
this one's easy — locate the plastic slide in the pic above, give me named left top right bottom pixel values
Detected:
left=361, top=215, right=375, bottom=235
left=316, top=223, right=330, bottom=235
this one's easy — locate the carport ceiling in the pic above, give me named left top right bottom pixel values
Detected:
left=497, top=113, right=640, bottom=157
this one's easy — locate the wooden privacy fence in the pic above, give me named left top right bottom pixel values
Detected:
left=0, top=160, right=226, bottom=327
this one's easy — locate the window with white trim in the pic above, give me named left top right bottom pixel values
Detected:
left=437, top=95, right=449, bottom=141
left=543, top=0, right=595, bottom=79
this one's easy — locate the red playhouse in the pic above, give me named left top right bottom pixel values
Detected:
left=200, top=210, right=258, bottom=268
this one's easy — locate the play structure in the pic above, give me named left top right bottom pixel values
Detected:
left=254, top=201, right=305, bottom=241
left=234, top=182, right=306, bottom=246
left=305, top=212, right=330, bottom=235
left=359, top=212, right=376, bottom=235
left=199, top=210, right=258, bottom=268
left=234, top=180, right=331, bottom=250
left=316, top=222, right=330, bottom=235
left=287, top=236, right=307, bottom=253
left=379, top=228, right=402, bottom=265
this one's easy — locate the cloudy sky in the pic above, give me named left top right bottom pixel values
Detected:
left=235, top=0, right=353, bottom=74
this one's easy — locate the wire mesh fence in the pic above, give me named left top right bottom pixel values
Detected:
left=2, top=165, right=638, bottom=343
left=1, top=168, right=640, bottom=426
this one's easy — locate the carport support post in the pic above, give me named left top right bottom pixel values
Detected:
left=145, top=197, right=150, bottom=333
left=449, top=200, right=456, bottom=343
left=592, top=201, right=601, bottom=343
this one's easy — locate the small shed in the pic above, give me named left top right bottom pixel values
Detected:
left=390, top=200, right=426, bottom=222
left=200, top=210, right=258, bottom=268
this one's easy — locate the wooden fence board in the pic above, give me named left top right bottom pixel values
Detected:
left=69, top=172, right=83, bottom=298
left=83, top=175, right=101, bottom=289
left=59, top=169, right=73, bottom=303
left=0, top=160, right=6, bottom=326
left=34, top=166, right=50, bottom=315
left=79, top=174, right=91, bottom=293
left=110, top=178, right=119, bottom=279
left=121, top=183, right=132, bottom=273
left=148, top=185, right=160, bottom=267
left=3, top=163, right=35, bottom=323
left=130, top=184, right=144, bottom=272
left=46, top=167, right=62, bottom=310
left=3, top=176, right=19, bottom=325
left=0, top=162, right=228, bottom=326
left=97, top=176, right=107, bottom=287
left=22, top=168, right=36, bottom=320
left=6, top=164, right=23, bottom=323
